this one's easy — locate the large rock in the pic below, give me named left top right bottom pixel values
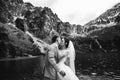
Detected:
left=0, top=22, right=36, bottom=57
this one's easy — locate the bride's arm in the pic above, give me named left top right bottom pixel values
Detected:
left=60, top=49, right=69, bottom=58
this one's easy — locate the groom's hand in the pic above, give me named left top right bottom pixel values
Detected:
left=59, top=70, right=66, bottom=77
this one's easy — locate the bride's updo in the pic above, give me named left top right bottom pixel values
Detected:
left=64, top=38, right=69, bottom=48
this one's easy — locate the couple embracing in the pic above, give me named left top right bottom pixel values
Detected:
left=44, top=35, right=79, bottom=80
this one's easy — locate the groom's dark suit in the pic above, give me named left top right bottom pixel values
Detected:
left=44, top=43, right=60, bottom=80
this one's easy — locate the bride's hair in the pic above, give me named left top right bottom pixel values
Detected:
left=52, top=35, right=59, bottom=43
left=64, top=38, right=69, bottom=48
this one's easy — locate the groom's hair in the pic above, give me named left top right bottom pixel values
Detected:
left=52, top=35, right=59, bottom=43
left=64, top=38, right=69, bottom=48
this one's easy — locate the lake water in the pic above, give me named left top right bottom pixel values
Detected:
left=0, top=55, right=120, bottom=80
left=0, top=56, right=45, bottom=80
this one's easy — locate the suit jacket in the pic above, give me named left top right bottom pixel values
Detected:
left=44, top=43, right=60, bottom=80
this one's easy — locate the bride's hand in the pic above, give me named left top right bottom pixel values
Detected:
left=59, top=70, right=66, bottom=77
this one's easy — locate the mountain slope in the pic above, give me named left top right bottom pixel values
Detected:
left=84, top=3, right=120, bottom=34
left=0, top=0, right=83, bottom=57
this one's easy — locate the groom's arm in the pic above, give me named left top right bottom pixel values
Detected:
left=48, top=47, right=60, bottom=72
left=48, top=49, right=66, bottom=77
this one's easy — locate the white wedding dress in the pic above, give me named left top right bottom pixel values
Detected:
left=57, top=41, right=79, bottom=80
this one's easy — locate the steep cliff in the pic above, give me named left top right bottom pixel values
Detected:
left=0, top=0, right=82, bottom=58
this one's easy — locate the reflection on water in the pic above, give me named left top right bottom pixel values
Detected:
left=0, top=56, right=45, bottom=80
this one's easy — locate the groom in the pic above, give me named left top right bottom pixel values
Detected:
left=44, top=35, right=65, bottom=80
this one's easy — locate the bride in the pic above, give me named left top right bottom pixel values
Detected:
left=57, top=38, right=79, bottom=80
